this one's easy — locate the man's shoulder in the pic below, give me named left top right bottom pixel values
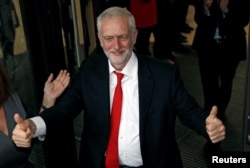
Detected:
left=136, top=53, right=176, bottom=71
left=86, top=51, right=106, bottom=60
left=81, top=51, right=107, bottom=65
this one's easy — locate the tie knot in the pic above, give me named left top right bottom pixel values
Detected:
left=114, top=71, right=124, bottom=81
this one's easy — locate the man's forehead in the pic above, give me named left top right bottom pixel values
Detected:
left=100, top=17, right=130, bottom=35
left=101, top=15, right=129, bottom=25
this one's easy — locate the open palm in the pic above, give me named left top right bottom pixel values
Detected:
left=44, top=70, right=70, bottom=102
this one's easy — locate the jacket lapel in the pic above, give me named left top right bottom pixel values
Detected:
left=137, top=56, right=155, bottom=142
left=94, top=54, right=111, bottom=123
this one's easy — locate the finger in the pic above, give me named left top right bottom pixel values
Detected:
left=55, top=70, right=64, bottom=81
left=209, top=127, right=226, bottom=143
left=14, top=113, right=28, bottom=131
left=62, top=73, right=70, bottom=87
left=60, top=70, right=67, bottom=82
left=15, top=142, right=32, bottom=148
left=206, top=117, right=225, bottom=143
left=206, top=106, right=220, bottom=132
left=12, top=127, right=33, bottom=148
left=208, top=106, right=218, bottom=120
left=61, top=70, right=69, bottom=82
left=46, top=73, right=54, bottom=83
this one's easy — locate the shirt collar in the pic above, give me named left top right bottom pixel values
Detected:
left=108, top=52, right=138, bottom=78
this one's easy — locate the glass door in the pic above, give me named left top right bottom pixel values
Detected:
left=243, top=22, right=250, bottom=152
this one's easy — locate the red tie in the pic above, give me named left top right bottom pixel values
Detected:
left=105, top=72, right=124, bottom=168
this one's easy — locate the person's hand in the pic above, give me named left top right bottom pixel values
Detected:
left=205, top=106, right=226, bottom=143
left=204, top=0, right=213, bottom=12
left=12, top=113, right=34, bottom=148
left=42, top=70, right=70, bottom=110
left=220, top=0, right=229, bottom=13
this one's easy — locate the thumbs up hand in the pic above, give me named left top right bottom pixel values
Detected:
left=205, top=106, right=226, bottom=143
left=12, top=113, right=34, bottom=148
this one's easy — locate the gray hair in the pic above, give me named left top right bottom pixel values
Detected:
left=97, top=6, right=136, bottom=33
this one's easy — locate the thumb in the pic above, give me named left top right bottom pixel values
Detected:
left=14, top=113, right=28, bottom=131
left=46, top=73, right=54, bottom=83
left=208, top=106, right=218, bottom=120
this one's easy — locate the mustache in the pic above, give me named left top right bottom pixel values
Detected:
left=109, top=48, right=126, bottom=53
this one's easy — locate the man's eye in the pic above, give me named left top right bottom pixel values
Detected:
left=104, top=37, right=112, bottom=41
left=119, top=36, right=127, bottom=40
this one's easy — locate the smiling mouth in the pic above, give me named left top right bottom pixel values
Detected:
left=111, top=50, right=125, bottom=55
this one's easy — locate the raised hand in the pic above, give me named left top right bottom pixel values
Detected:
left=205, top=106, right=226, bottom=143
left=41, top=70, right=70, bottom=110
left=12, top=113, right=33, bottom=148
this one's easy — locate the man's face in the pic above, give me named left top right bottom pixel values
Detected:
left=98, top=16, right=138, bottom=70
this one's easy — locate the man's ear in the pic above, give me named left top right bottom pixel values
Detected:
left=97, top=32, right=103, bottom=47
left=132, top=29, right=138, bottom=45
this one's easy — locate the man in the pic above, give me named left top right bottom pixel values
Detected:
left=12, top=7, right=225, bottom=168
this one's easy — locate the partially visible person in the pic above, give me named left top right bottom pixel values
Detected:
left=131, top=0, right=186, bottom=64
left=12, top=7, right=225, bottom=168
left=0, top=62, right=70, bottom=168
left=179, top=0, right=194, bottom=34
left=130, top=0, right=157, bottom=56
left=156, top=0, right=192, bottom=61
left=0, top=0, right=18, bottom=80
left=192, top=0, right=250, bottom=121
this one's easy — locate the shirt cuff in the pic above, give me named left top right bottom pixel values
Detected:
left=30, top=116, right=46, bottom=139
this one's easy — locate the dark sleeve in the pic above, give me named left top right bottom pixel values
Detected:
left=39, top=60, right=86, bottom=128
left=172, top=68, right=209, bottom=138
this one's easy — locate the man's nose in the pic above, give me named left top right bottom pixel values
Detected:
left=112, top=37, right=121, bottom=49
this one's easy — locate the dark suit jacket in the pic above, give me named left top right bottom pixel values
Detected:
left=192, top=0, right=249, bottom=61
left=40, top=52, right=209, bottom=168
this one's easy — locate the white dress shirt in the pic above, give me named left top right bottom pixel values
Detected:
left=108, top=52, right=142, bottom=166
